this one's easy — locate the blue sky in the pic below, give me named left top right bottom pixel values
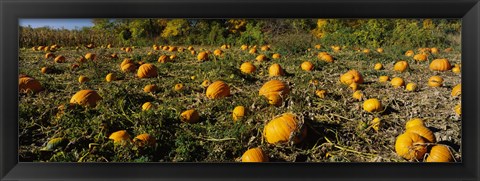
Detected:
left=19, top=19, right=94, bottom=30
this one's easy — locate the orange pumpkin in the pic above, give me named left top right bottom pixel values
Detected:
left=340, top=69, right=364, bottom=85
left=272, top=53, right=281, bottom=59
left=158, top=55, right=172, bottom=63
left=405, top=118, right=425, bottom=129
left=363, top=98, right=383, bottom=113
left=393, top=61, right=409, bottom=72
left=413, top=54, right=428, bottom=62
left=405, top=50, right=414, bottom=57
left=429, top=59, right=452, bottom=71
left=19, top=77, right=43, bottom=93
left=352, top=90, right=363, bottom=101
left=84, top=53, right=96, bottom=60
left=180, top=109, right=200, bottom=123
left=378, top=76, right=389, bottom=83
left=70, top=89, right=102, bottom=107
left=255, top=54, right=268, bottom=62
left=264, top=92, right=283, bottom=106
left=206, top=81, right=230, bottom=99
left=142, top=102, right=154, bottom=111
left=425, top=145, right=453, bottom=162
left=109, top=130, right=130, bottom=143
left=395, top=132, right=428, bottom=160
left=428, top=76, right=443, bottom=87
left=406, top=125, right=436, bottom=143
left=241, top=148, right=269, bottom=162
left=144, top=84, right=158, bottom=93
left=263, top=113, right=306, bottom=144
left=259, top=80, right=289, bottom=97
left=105, top=73, right=116, bottom=82
left=390, top=77, right=405, bottom=88
left=269, top=63, right=285, bottom=77
left=213, top=49, right=223, bottom=56
left=121, top=63, right=136, bottom=73
left=232, top=106, right=246, bottom=122
left=374, top=63, right=383, bottom=70
left=45, top=53, right=55, bottom=59
left=133, top=133, right=156, bottom=147
left=451, top=84, right=461, bottom=97
left=197, top=52, right=209, bottom=61
left=137, top=64, right=158, bottom=78
left=240, top=62, right=256, bottom=74
left=301, top=61, right=314, bottom=71
left=54, top=55, right=66, bottom=63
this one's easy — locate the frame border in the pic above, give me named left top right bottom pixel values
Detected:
left=1, top=0, right=479, bottom=180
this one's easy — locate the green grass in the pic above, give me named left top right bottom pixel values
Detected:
left=19, top=44, right=462, bottom=162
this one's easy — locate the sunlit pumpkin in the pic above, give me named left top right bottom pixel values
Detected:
left=390, top=77, right=405, bottom=88
left=249, top=48, right=257, bottom=54
left=429, top=59, right=452, bottom=71
left=451, top=84, right=461, bottom=97
left=180, top=109, right=200, bottom=123
left=406, top=125, right=436, bottom=143
left=45, top=53, right=55, bottom=59
left=84, top=53, right=96, bottom=60
left=363, top=98, right=383, bottom=113
left=405, top=82, right=417, bottom=92
left=174, top=83, right=184, bottom=91
left=430, top=47, right=439, bottom=54
left=197, top=52, right=209, bottom=61
left=78, top=75, right=89, bottom=83
left=137, top=63, right=158, bottom=78
left=269, top=63, right=285, bottom=77
left=353, top=90, right=363, bottom=101
left=241, top=147, right=269, bottom=162
left=240, top=62, right=256, bottom=74
left=54, top=55, right=66, bottom=63
left=428, top=76, right=443, bottom=87
left=393, top=61, right=409, bottom=72
left=272, top=53, right=281, bottom=59
left=19, top=76, right=43, bottom=93
left=256, top=54, right=268, bottom=62
left=301, top=61, right=314, bottom=71
left=158, top=55, right=171, bottom=63
left=106, top=73, right=116, bottom=82
left=395, top=132, right=427, bottom=160
left=378, top=76, right=389, bottom=83
left=349, top=83, right=359, bottom=91
left=405, top=118, right=425, bottom=129
left=133, top=133, right=156, bottom=147
left=259, top=80, right=290, bottom=97
left=376, top=48, right=384, bottom=53
left=452, top=64, right=461, bottom=74
left=263, top=113, right=306, bottom=144
left=405, top=50, right=414, bottom=57
left=109, top=130, right=130, bottom=143
left=318, top=53, right=334, bottom=63
left=206, top=81, right=230, bottom=99
left=121, top=63, right=136, bottom=73
left=454, top=104, right=461, bottom=115
left=70, top=89, right=102, bottom=107
left=426, top=145, right=453, bottom=162
left=241, top=45, right=249, bottom=51
left=315, top=89, right=327, bottom=98
left=232, top=106, right=246, bottom=122
left=413, top=54, right=428, bottom=62
left=142, top=102, right=154, bottom=111
left=374, top=63, right=383, bottom=70
left=340, top=69, right=364, bottom=85
left=201, top=80, right=211, bottom=88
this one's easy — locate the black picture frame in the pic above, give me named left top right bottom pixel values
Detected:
left=1, top=0, right=479, bottom=180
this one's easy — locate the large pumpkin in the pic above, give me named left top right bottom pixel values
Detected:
left=19, top=77, right=43, bottom=93
left=241, top=148, right=269, bottom=162
left=405, top=125, right=436, bottom=143
left=70, top=89, right=102, bottom=107
left=137, top=63, right=158, bottom=78
left=395, top=132, right=428, bottom=160
left=263, top=113, right=306, bottom=144
left=429, top=59, right=452, bottom=71
left=240, top=62, right=256, bottom=74
left=206, top=81, right=230, bottom=99
left=269, top=63, right=285, bottom=77
left=426, top=145, right=453, bottom=162
left=259, top=80, right=289, bottom=97
left=340, top=69, right=364, bottom=85
left=393, top=61, right=409, bottom=72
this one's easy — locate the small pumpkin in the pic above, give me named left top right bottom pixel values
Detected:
left=376, top=48, right=384, bottom=53
left=393, top=61, right=409, bottom=72
left=454, top=104, right=461, bottom=115
left=206, top=81, right=230, bottom=99
left=260, top=45, right=270, bottom=51
left=374, top=63, right=383, bottom=70
left=174, top=83, right=184, bottom=91
left=240, top=62, right=256, bottom=74
left=426, top=145, right=453, bottom=162
left=232, top=106, right=246, bottom=122
left=45, top=53, right=55, bottom=59
left=197, top=52, right=209, bottom=61
left=84, top=53, right=96, bottom=60
left=363, top=98, right=383, bottom=113
left=241, top=148, right=269, bottom=162
left=201, top=80, right=211, bottom=88
left=272, top=53, right=281, bottom=59
left=413, top=54, right=428, bottom=62
left=318, top=53, right=334, bottom=63
left=264, top=92, right=283, bottom=106
left=429, top=59, right=452, bottom=71
left=158, top=55, right=172, bottom=63
left=452, top=64, right=461, bottom=74
left=430, top=47, right=439, bottom=54
left=19, top=77, right=43, bottom=93
left=405, top=50, right=414, bottom=57
left=405, top=82, right=417, bottom=92
left=78, top=75, right=89, bottom=83
left=168, top=46, right=177, bottom=52
left=40, top=67, right=50, bottom=74
left=378, top=76, right=389, bottom=83
left=249, top=48, right=257, bottom=54
left=110, top=53, right=118, bottom=59
left=406, top=125, right=436, bottom=143
left=428, top=76, right=443, bottom=87
left=213, top=49, right=223, bottom=56
left=180, top=109, right=200, bottom=123
left=269, top=63, right=285, bottom=77
left=301, top=61, right=314, bottom=71
left=54, top=55, right=66, bottom=63
left=241, top=45, right=249, bottom=51
left=395, top=132, right=428, bottom=160
left=314, top=44, right=321, bottom=49
left=120, top=58, right=134, bottom=67
left=109, top=130, right=131, bottom=143
left=352, top=90, right=363, bottom=101
left=349, top=83, right=359, bottom=91
left=70, top=89, right=102, bottom=107
left=133, top=133, right=156, bottom=147
left=137, top=63, right=158, bottom=78
left=315, top=89, right=327, bottom=98
left=405, top=118, right=425, bottom=129
left=255, top=54, right=268, bottom=62
left=106, top=73, right=116, bottom=82
left=340, top=69, right=364, bottom=85
left=259, top=80, right=290, bottom=97
left=451, top=84, right=461, bottom=97
left=362, top=49, right=370, bottom=54
left=142, top=102, right=154, bottom=111
left=144, top=84, right=158, bottom=93
left=263, top=113, right=306, bottom=144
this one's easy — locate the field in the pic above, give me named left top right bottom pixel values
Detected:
left=19, top=41, right=462, bottom=162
